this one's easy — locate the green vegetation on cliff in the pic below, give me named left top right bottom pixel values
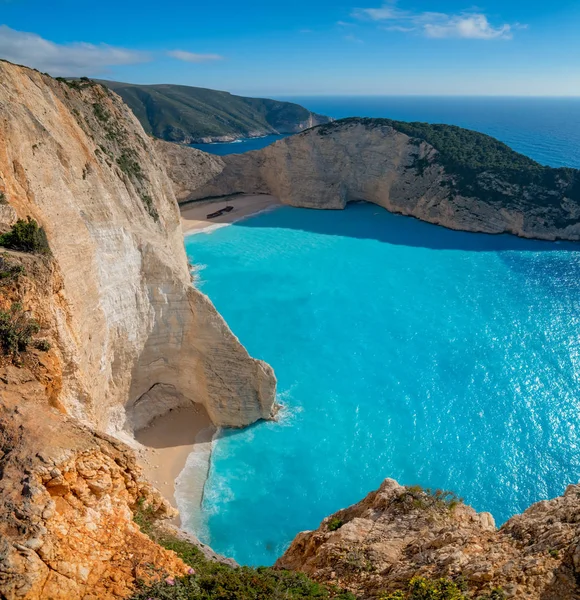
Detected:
left=132, top=502, right=355, bottom=600
left=98, top=80, right=330, bottom=143
left=0, top=217, right=50, bottom=254
left=316, top=118, right=580, bottom=215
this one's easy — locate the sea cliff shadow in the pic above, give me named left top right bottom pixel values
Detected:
left=235, top=202, right=580, bottom=253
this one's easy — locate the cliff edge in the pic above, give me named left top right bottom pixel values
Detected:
left=277, top=479, right=580, bottom=599
left=0, top=61, right=276, bottom=598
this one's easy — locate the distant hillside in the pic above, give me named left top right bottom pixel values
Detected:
left=97, top=80, right=331, bottom=144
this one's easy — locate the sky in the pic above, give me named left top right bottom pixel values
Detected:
left=0, top=0, right=579, bottom=96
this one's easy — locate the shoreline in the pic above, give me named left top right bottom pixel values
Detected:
left=135, top=404, right=215, bottom=526
left=180, top=194, right=281, bottom=235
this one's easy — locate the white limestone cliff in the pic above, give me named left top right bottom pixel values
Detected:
left=0, top=60, right=276, bottom=434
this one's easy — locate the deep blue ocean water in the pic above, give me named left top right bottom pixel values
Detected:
left=182, top=204, right=580, bottom=567
left=194, top=96, right=580, bottom=168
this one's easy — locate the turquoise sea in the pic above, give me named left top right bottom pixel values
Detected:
left=182, top=205, right=580, bottom=567
left=181, top=97, right=580, bottom=567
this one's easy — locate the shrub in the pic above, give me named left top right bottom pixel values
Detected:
left=131, top=500, right=356, bottom=600
left=0, top=192, right=7, bottom=205
left=93, top=102, right=110, bottom=123
left=328, top=517, right=343, bottom=531
left=0, top=217, right=50, bottom=254
left=117, top=149, right=143, bottom=179
left=34, top=339, right=51, bottom=352
left=141, top=194, right=159, bottom=221
left=0, top=303, right=40, bottom=358
left=402, top=485, right=463, bottom=512
left=380, top=576, right=467, bottom=600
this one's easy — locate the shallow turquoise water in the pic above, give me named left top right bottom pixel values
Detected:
left=182, top=204, right=580, bottom=566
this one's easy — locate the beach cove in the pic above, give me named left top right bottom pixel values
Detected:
left=173, top=202, right=580, bottom=565
left=135, top=194, right=282, bottom=526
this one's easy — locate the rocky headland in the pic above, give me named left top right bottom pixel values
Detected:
left=160, top=117, right=580, bottom=241
left=1, top=60, right=580, bottom=599
left=97, top=80, right=332, bottom=144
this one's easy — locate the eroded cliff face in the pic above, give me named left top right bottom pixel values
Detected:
left=159, top=120, right=580, bottom=241
left=0, top=369, right=190, bottom=599
left=0, top=60, right=276, bottom=433
left=277, top=479, right=580, bottom=599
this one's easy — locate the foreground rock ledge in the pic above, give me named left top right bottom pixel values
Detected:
left=277, top=478, right=580, bottom=599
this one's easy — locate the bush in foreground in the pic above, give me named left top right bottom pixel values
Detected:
left=131, top=501, right=356, bottom=600
left=380, top=577, right=505, bottom=600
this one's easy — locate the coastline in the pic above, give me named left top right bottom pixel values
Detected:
left=180, top=194, right=281, bottom=235
left=136, top=404, right=216, bottom=526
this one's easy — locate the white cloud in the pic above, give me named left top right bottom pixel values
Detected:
left=423, top=14, right=512, bottom=39
left=0, top=25, right=149, bottom=75
left=358, top=5, right=407, bottom=20
left=354, top=4, right=519, bottom=40
left=345, top=34, right=364, bottom=43
left=167, top=50, right=223, bottom=63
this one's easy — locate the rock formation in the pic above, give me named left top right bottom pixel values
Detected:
left=277, top=479, right=580, bottom=599
left=0, top=380, right=189, bottom=599
left=0, top=60, right=276, bottom=434
left=159, top=119, right=580, bottom=241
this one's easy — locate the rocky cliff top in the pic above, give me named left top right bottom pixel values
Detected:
left=277, top=478, right=580, bottom=599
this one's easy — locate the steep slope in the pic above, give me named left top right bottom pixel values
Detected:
left=159, top=118, right=580, bottom=240
left=98, top=80, right=331, bottom=143
left=277, top=479, right=580, bottom=599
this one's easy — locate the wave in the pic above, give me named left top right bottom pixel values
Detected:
left=174, top=426, right=219, bottom=541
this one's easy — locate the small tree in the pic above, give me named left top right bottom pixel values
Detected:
left=0, top=217, right=50, bottom=254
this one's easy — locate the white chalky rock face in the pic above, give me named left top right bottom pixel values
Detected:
left=159, top=120, right=580, bottom=241
left=0, top=59, right=276, bottom=434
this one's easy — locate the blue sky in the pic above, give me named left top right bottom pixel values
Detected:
left=0, top=0, right=579, bottom=95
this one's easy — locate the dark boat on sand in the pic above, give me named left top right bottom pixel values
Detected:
left=206, top=205, right=234, bottom=219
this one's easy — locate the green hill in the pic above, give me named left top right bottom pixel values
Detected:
left=97, top=80, right=331, bottom=143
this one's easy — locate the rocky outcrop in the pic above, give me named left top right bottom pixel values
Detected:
left=277, top=479, right=580, bottom=599
left=0, top=60, right=276, bottom=434
left=160, top=119, right=580, bottom=241
left=155, top=140, right=225, bottom=202
left=0, top=367, right=190, bottom=599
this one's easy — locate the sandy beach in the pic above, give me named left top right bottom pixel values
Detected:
left=136, top=195, right=279, bottom=525
left=180, top=194, right=281, bottom=234
left=136, top=404, right=215, bottom=524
